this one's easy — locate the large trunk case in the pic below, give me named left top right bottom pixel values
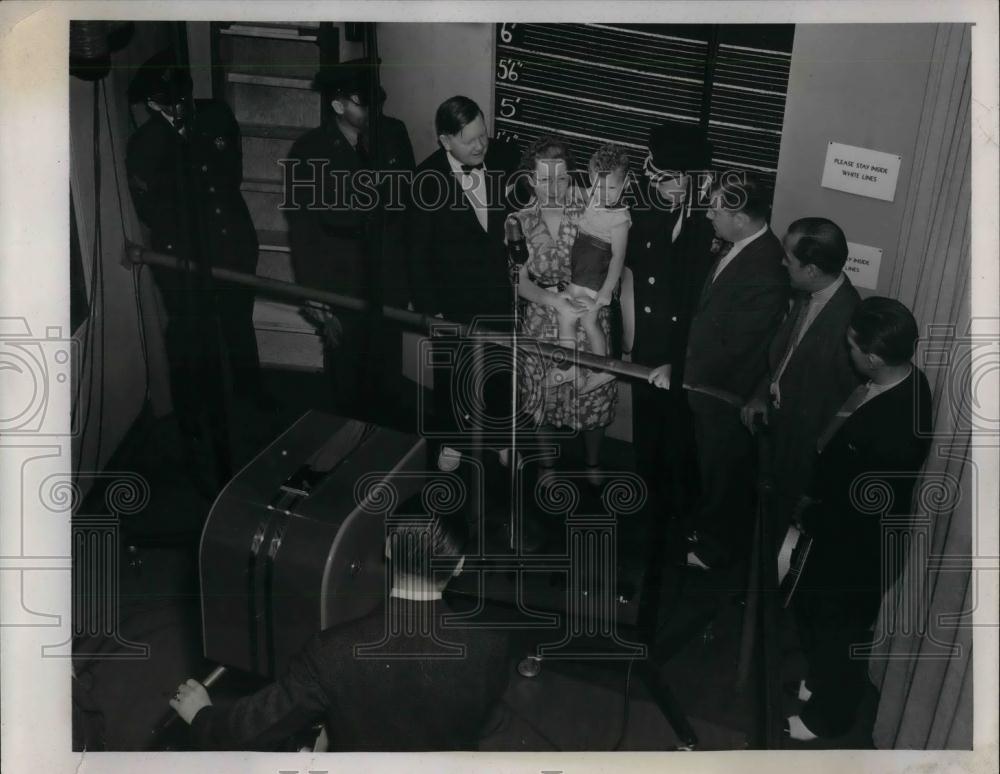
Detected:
left=200, top=411, right=426, bottom=677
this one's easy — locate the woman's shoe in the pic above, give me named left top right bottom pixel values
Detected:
left=783, top=715, right=820, bottom=744
left=498, top=448, right=523, bottom=469
left=684, top=550, right=711, bottom=571
left=437, top=446, right=462, bottom=472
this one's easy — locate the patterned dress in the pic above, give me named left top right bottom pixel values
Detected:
left=512, top=188, right=619, bottom=431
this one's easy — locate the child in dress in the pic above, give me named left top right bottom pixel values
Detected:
left=548, top=143, right=631, bottom=392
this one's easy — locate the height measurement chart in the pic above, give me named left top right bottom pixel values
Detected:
left=493, top=23, right=795, bottom=185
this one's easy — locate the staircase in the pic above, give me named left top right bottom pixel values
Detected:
left=212, top=21, right=339, bottom=371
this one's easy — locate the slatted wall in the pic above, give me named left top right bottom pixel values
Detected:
left=493, top=23, right=794, bottom=185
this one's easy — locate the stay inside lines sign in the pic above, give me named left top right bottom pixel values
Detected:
left=821, top=141, right=902, bottom=202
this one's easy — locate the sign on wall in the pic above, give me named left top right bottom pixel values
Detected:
left=845, top=241, right=883, bottom=290
left=821, top=141, right=902, bottom=202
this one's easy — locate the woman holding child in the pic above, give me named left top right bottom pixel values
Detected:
left=508, top=135, right=631, bottom=483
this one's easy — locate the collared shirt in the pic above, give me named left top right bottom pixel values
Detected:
left=669, top=198, right=686, bottom=243
left=446, top=150, right=488, bottom=232
left=711, top=223, right=768, bottom=282
left=816, top=364, right=914, bottom=452
left=151, top=104, right=189, bottom=137
left=771, top=272, right=847, bottom=394
left=860, top=365, right=914, bottom=407
left=796, top=273, right=845, bottom=345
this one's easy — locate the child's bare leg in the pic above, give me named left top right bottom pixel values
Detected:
left=581, top=308, right=606, bottom=357
left=579, top=307, right=616, bottom=393
left=557, top=307, right=577, bottom=351
left=547, top=306, right=580, bottom=387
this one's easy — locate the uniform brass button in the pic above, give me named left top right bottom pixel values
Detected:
left=208, top=186, right=215, bottom=193
left=221, top=228, right=227, bottom=234
left=201, top=164, right=208, bottom=172
left=165, top=244, right=173, bottom=250
left=645, top=241, right=651, bottom=249
left=648, top=276, right=656, bottom=285
left=643, top=306, right=652, bottom=314
left=215, top=207, right=221, bottom=214
left=671, top=316, right=678, bottom=322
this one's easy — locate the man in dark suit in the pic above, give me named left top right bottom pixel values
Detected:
left=681, top=172, right=789, bottom=569
left=284, top=58, right=415, bottom=421
left=406, top=96, right=519, bottom=471
left=169, top=500, right=511, bottom=750
left=741, top=217, right=862, bottom=531
left=126, top=49, right=264, bottom=434
left=626, top=121, right=717, bottom=521
left=786, top=297, right=932, bottom=742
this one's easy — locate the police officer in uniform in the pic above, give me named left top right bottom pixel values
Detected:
left=284, top=58, right=415, bottom=422
left=126, top=49, right=264, bottom=434
left=626, top=122, right=718, bottom=521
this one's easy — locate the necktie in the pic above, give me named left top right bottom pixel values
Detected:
left=698, top=241, right=731, bottom=307
left=669, top=207, right=684, bottom=244
left=770, top=294, right=812, bottom=406
left=815, top=382, right=871, bottom=453
left=785, top=294, right=813, bottom=347
left=710, top=240, right=736, bottom=283
left=458, top=163, right=488, bottom=232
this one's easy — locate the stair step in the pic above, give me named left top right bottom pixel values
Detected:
left=228, top=79, right=320, bottom=127
left=254, top=298, right=316, bottom=333
left=235, top=21, right=321, bottom=30
left=241, top=123, right=310, bottom=141
left=228, top=72, right=314, bottom=90
left=255, top=331, right=324, bottom=372
left=220, top=35, right=320, bottom=81
left=220, top=24, right=318, bottom=42
left=242, top=135, right=295, bottom=183
left=253, top=298, right=325, bottom=372
left=257, top=229, right=289, bottom=252
left=256, top=249, right=294, bottom=283
left=242, top=178, right=284, bottom=194
left=243, top=188, right=289, bottom=232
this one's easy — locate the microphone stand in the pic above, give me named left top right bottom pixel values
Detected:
left=505, top=216, right=528, bottom=550
left=359, top=24, right=383, bottom=422
left=126, top=241, right=704, bottom=750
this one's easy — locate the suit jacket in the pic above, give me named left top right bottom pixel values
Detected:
left=801, top=367, right=933, bottom=591
left=126, top=100, right=258, bottom=274
left=406, top=143, right=519, bottom=325
left=684, top=228, right=789, bottom=405
left=285, top=115, right=415, bottom=299
left=626, top=206, right=717, bottom=378
left=191, top=596, right=510, bottom=751
left=759, top=276, right=862, bottom=503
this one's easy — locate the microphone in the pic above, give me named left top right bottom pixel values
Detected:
left=506, top=216, right=528, bottom=267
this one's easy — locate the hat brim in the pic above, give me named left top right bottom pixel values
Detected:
left=646, top=145, right=714, bottom=175
left=345, top=86, right=387, bottom=106
left=127, top=50, right=193, bottom=103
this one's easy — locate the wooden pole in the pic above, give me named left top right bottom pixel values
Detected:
left=124, top=242, right=745, bottom=406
